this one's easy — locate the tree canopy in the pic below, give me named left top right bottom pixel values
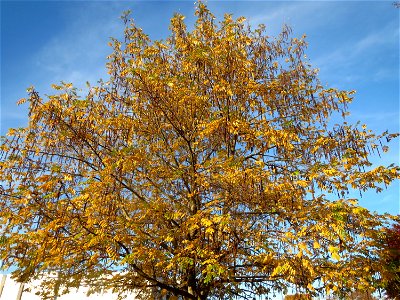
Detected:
left=1, top=4, right=399, bottom=300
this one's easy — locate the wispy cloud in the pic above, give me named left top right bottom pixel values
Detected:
left=354, top=23, right=399, bottom=53
left=33, top=3, right=125, bottom=92
left=311, top=19, right=399, bottom=77
left=247, top=1, right=331, bottom=34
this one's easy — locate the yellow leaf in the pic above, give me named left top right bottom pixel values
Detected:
left=313, top=241, right=320, bottom=249
left=64, top=174, right=72, bottom=181
left=201, top=218, right=213, bottom=227
left=296, top=180, right=308, bottom=187
left=332, top=252, right=340, bottom=261
left=205, top=227, right=215, bottom=235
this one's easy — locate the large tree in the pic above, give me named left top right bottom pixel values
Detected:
left=0, top=4, right=399, bottom=300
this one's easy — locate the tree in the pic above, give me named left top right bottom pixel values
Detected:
left=0, top=3, right=399, bottom=300
left=381, top=221, right=400, bottom=299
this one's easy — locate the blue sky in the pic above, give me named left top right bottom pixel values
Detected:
left=1, top=1, right=399, bottom=215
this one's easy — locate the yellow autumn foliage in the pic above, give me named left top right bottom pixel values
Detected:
left=0, top=3, right=399, bottom=300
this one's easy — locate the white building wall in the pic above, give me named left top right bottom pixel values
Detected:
left=0, top=274, right=136, bottom=300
